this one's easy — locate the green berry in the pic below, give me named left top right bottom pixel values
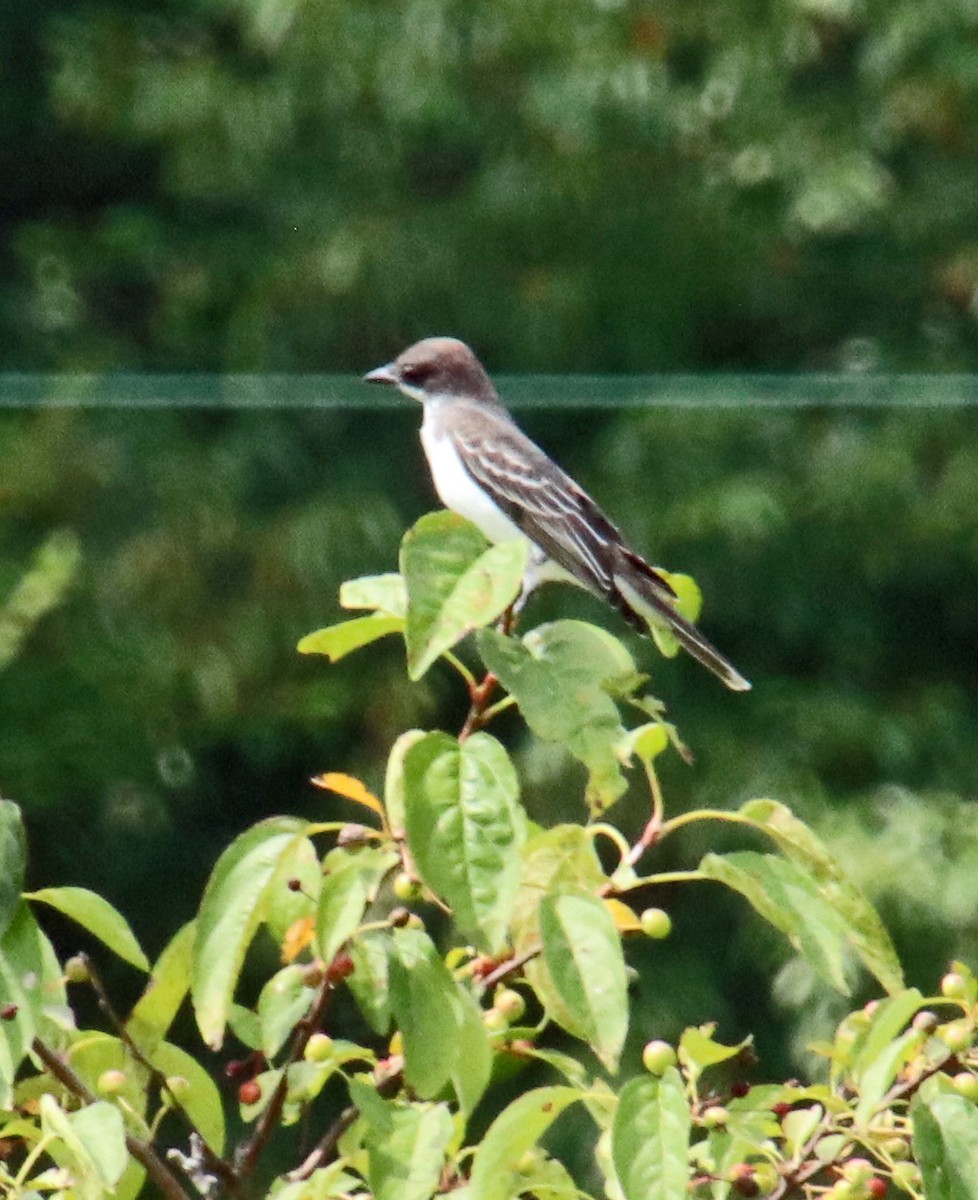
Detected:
left=953, top=1071, right=978, bottom=1101
left=494, top=988, right=526, bottom=1022
left=304, top=1033, right=335, bottom=1063
left=841, top=1158, right=874, bottom=1185
left=940, top=1018, right=974, bottom=1053
left=890, top=1162, right=921, bottom=1191
left=392, top=872, right=422, bottom=903
left=64, top=955, right=90, bottom=985
left=97, top=1069, right=127, bottom=1096
left=702, top=1105, right=729, bottom=1128
left=642, top=1040, right=677, bottom=1075
left=941, top=971, right=969, bottom=1000
left=483, top=1007, right=508, bottom=1034
left=639, top=908, right=673, bottom=939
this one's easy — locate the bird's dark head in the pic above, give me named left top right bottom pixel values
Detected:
left=364, top=337, right=497, bottom=404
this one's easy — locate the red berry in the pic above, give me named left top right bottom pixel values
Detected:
left=224, top=1059, right=246, bottom=1079
left=731, top=1081, right=750, bottom=1098
left=0, top=1004, right=17, bottom=1021
left=326, top=951, right=355, bottom=982
left=771, top=1102, right=792, bottom=1119
left=867, top=1179, right=887, bottom=1199
left=286, top=877, right=302, bottom=892
left=238, top=1079, right=261, bottom=1106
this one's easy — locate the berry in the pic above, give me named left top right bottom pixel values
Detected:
left=392, top=872, right=422, bottom=902
left=890, top=1162, right=921, bottom=1191
left=483, top=1007, right=508, bottom=1034
left=912, top=1010, right=938, bottom=1032
left=841, top=1158, right=874, bottom=1185
left=238, top=1079, right=262, bottom=1106
left=97, top=1069, right=127, bottom=1096
left=702, top=1105, right=729, bottom=1128
left=642, top=1040, right=677, bottom=1075
left=639, top=908, right=673, bottom=939
left=867, top=1179, right=887, bottom=1200
left=940, top=1018, right=973, bottom=1054
left=730, top=1081, right=751, bottom=1098
left=0, top=1004, right=17, bottom=1021
left=326, top=951, right=355, bottom=983
left=771, top=1102, right=792, bottom=1119
left=304, top=1033, right=335, bottom=1063
left=881, top=1136, right=911, bottom=1161
left=64, top=955, right=90, bottom=984
left=337, top=823, right=371, bottom=848
left=494, top=988, right=526, bottom=1022
left=165, top=1075, right=191, bottom=1100
left=952, top=1071, right=978, bottom=1102
left=730, top=1163, right=759, bottom=1197
left=286, top=877, right=303, bottom=892
left=942, top=971, right=969, bottom=1000
left=752, top=1164, right=779, bottom=1195
left=389, top=906, right=411, bottom=928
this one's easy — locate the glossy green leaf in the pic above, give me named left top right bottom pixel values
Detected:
left=150, top=1039, right=226, bottom=1155
left=404, top=731, right=526, bottom=951
left=401, top=511, right=528, bottom=680
left=192, top=816, right=309, bottom=1048
left=26, top=886, right=149, bottom=971
left=678, top=1026, right=751, bottom=1084
left=469, top=1086, right=583, bottom=1200
left=388, top=927, right=459, bottom=1098
left=0, top=799, right=26, bottom=939
left=363, top=1097, right=454, bottom=1200
left=913, top=1091, right=978, bottom=1200
left=384, top=729, right=427, bottom=833
left=316, top=859, right=368, bottom=964
left=738, top=799, right=903, bottom=994
left=699, top=851, right=852, bottom=993
left=340, top=573, right=407, bottom=617
left=538, top=886, right=628, bottom=1071
left=126, top=920, right=196, bottom=1055
left=479, top=620, right=637, bottom=814
left=297, top=614, right=404, bottom=660
left=612, top=1069, right=691, bottom=1200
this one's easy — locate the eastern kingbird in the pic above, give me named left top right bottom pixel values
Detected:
left=365, top=337, right=750, bottom=692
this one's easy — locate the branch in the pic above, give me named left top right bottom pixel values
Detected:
left=31, top=1037, right=193, bottom=1200
left=459, top=671, right=499, bottom=741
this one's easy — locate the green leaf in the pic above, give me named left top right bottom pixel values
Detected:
left=150, top=1040, right=226, bottom=1155
left=737, top=799, right=904, bottom=994
left=388, top=927, right=459, bottom=1098
left=340, top=573, right=407, bottom=617
left=612, top=1069, right=691, bottom=1200
left=41, top=1096, right=128, bottom=1195
left=678, top=1026, right=752, bottom=1084
left=0, top=902, right=66, bottom=1107
left=126, top=921, right=196, bottom=1055
left=348, top=931, right=391, bottom=1034
left=265, top=836, right=321, bottom=946
left=192, top=816, right=309, bottom=1048
left=401, top=511, right=528, bottom=680
left=511, top=825, right=605, bottom=1033
left=26, top=886, right=149, bottom=971
left=0, top=799, right=26, bottom=939
left=469, top=1086, right=583, bottom=1200
left=478, top=621, right=638, bottom=815
left=913, top=1091, right=978, bottom=1200
left=853, top=1027, right=923, bottom=1127
left=384, top=729, right=427, bottom=834
left=449, top=984, right=492, bottom=1116
left=316, top=860, right=369, bottom=964
left=699, top=851, right=853, bottom=993
left=297, top=614, right=404, bottom=660
left=362, top=1098, right=454, bottom=1200
left=538, top=886, right=628, bottom=1072
left=258, top=964, right=316, bottom=1059
left=404, top=731, right=526, bottom=951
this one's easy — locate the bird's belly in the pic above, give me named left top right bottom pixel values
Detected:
left=420, top=423, right=527, bottom=546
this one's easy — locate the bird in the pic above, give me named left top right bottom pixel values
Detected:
left=364, top=336, right=750, bottom=692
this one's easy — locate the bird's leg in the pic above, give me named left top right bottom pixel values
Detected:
left=497, top=550, right=544, bottom=636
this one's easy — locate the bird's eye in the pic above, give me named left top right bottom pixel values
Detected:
left=400, top=362, right=426, bottom=383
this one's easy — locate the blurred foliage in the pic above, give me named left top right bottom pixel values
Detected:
left=4, top=0, right=978, bottom=369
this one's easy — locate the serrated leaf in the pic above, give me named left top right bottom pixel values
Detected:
left=738, top=799, right=903, bottom=994
left=700, top=851, right=852, bottom=993
left=913, top=1092, right=978, bottom=1200
left=612, top=1069, right=690, bottom=1200
left=126, top=921, right=195, bottom=1055
left=404, top=731, right=526, bottom=951
left=538, top=886, right=627, bottom=1071
left=192, top=816, right=310, bottom=1048
left=26, top=886, right=149, bottom=971
left=401, top=511, right=527, bottom=680
left=469, top=1087, right=583, bottom=1200
left=316, top=861, right=368, bottom=964
left=340, top=573, right=407, bottom=616
left=478, top=621, right=637, bottom=815
left=297, top=614, right=403, bottom=661
left=0, top=800, right=26, bottom=940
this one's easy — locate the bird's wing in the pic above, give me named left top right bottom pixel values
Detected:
left=449, top=407, right=675, bottom=604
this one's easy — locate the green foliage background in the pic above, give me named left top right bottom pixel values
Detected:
left=3, top=0, right=978, bottom=1079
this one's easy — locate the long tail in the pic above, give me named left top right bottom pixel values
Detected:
left=611, top=548, right=751, bottom=692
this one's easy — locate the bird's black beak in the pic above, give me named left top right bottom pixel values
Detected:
left=363, top=362, right=398, bottom=385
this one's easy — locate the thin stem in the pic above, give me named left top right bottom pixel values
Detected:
left=458, top=671, right=499, bottom=741
left=480, top=946, right=539, bottom=990
left=614, top=869, right=705, bottom=892
left=31, top=1037, right=193, bottom=1200
left=233, top=969, right=334, bottom=1187
left=444, top=651, right=477, bottom=690
left=657, top=808, right=760, bottom=838
left=623, top=759, right=666, bottom=868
